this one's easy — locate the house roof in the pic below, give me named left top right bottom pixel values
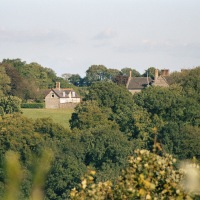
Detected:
left=152, top=76, right=169, bottom=87
left=127, top=77, right=153, bottom=89
left=42, top=89, right=51, bottom=97
left=51, top=88, right=80, bottom=98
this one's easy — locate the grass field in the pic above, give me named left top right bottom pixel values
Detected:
left=22, top=108, right=74, bottom=129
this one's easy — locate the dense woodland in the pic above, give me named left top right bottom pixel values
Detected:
left=0, top=59, right=200, bottom=199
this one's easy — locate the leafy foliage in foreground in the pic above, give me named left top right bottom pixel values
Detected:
left=0, top=114, right=133, bottom=199
left=0, top=114, right=82, bottom=199
left=71, top=150, right=197, bottom=199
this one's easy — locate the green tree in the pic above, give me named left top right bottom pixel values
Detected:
left=159, top=123, right=200, bottom=160
left=34, top=117, right=69, bottom=138
left=2, top=63, right=25, bottom=98
left=68, top=74, right=82, bottom=86
left=133, top=85, right=200, bottom=126
left=134, top=85, right=200, bottom=155
left=0, top=96, right=22, bottom=114
left=85, top=65, right=108, bottom=84
left=169, top=67, right=200, bottom=102
left=70, top=101, right=118, bottom=131
left=2, top=58, right=26, bottom=73
left=0, top=106, right=4, bottom=116
left=0, top=66, right=11, bottom=97
left=0, top=114, right=46, bottom=198
left=54, top=77, right=71, bottom=88
left=1, top=62, right=40, bottom=101
left=85, top=82, right=149, bottom=135
left=121, top=67, right=140, bottom=77
left=72, top=81, right=156, bottom=150
left=113, top=75, right=128, bottom=86
left=106, top=68, right=121, bottom=81
left=0, top=114, right=86, bottom=199
left=142, top=67, right=157, bottom=79
left=2, top=58, right=59, bottom=90
left=79, top=127, right=133, bottom=182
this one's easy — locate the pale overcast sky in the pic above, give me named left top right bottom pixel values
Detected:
left=1, top=0, right=200, bottom=77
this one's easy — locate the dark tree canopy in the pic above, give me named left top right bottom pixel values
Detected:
left=142, top=67, right=158, bottom=79
left=169, top=67, right=200, bottom=102
left=0, top=66, right=11, bottom=97
left=0, top=58, right=72, bottom=101
left=133, top=85, right=200, bottom=126
left=85, top=65, right=121, bottom=85
left=68, top=74, right=82, bottom=86
left=121, top=67, right=140, bottom=77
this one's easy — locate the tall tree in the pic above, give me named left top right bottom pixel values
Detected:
left=169, top=67, right=200, bottom=102
left=84, top=81, right=154, bottom=145
left=68, top=74, right=82, bottom=86
left=121, top=67, right=140, bottom=77
left=142, top=67, right=158, bottom=79
left=133, top=85, right=200, bottom=126
left=113, top=75, right=128, bottom=86
left=159, top=123, right=200, bottom=159
left=70, top=100, right=118, bottom=130
left=86, top=65, right=108, bottom=84
left=2, top=58, right=26, bottom=73
left=0, top=66, right=11, bottom=97
left=105, top=68, right=121, bottom=80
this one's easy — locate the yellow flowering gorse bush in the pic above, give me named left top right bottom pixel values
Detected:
left=70, top=150, right=197, bottom=200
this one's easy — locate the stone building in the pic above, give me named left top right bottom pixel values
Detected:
left=45, top=82, right=81, bottom=109
left=126, top=69, right=169, bottom=94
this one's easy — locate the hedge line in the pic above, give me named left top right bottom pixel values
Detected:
left=21, top=103, right=44, bottom=108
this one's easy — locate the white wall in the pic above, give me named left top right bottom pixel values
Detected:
left=60, top=98, right=81, bottom=103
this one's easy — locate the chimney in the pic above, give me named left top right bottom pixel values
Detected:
left=154, top=69, right=158, bottom=80
left=129, top=70, right=132, bottom=78
left=56, top=82, right=60, bottom=90
left=161, top=69, right=169, bottom=76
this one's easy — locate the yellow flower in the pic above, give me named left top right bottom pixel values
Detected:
left=81, top=179, right=87, bottom=189
left=146, top=193, right=151, bottom=199
left=88, top=175, right=94, bottom=181
left=137, top=157, right=142, bottom=161
left=139, top=188, right=146, bottom=196
left=70, top=188, right=77, bottom=197
left=90, top=170, right=96, bottom=175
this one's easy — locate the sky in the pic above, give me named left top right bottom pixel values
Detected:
left=1, top=0, right=200, bottom=77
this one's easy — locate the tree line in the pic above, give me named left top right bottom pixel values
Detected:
left=0, top=59, right=73, bottom=102
left=0, top=58, right=158, bottom=102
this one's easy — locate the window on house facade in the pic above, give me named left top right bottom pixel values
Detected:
left=72, top=91, right=76, bottom=97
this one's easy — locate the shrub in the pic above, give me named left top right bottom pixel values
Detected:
left=21, top=103, right=44, bottom=109
left=0, top=106, right=4, bottom=116
left=0, top=96, right=22, bottom=114
left=70, top=150, right=197, bottom=199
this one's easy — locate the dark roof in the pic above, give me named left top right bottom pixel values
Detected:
left=52, top=88, right=80, bottom=98
left=127, top=77, right=153, bottom=89
left=40, top=89, right=51, bottom=98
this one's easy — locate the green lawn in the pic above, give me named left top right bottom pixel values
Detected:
left=22, top=108, right=74, bottom=129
